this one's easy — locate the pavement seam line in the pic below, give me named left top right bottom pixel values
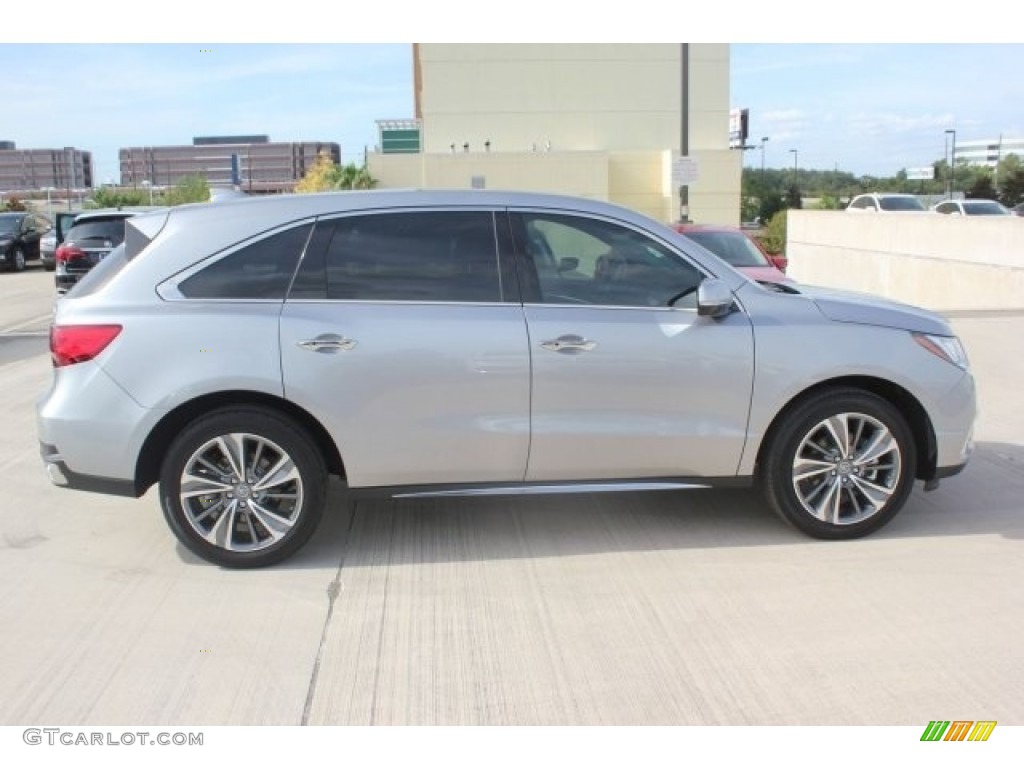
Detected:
left=300, top=502, right=357, bottom=726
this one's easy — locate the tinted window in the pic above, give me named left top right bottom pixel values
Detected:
left=962, top=201, right=1007, bottom=215
left=179, top=224, right=313, bottom=299
left=67, top=218, right=131, bottom=244
left=322, top=212, right=500, bottom=302
left=878, top=196, right=926, bottom=211
left=0, top=215, right=22, bottom=233
left=515, top=213, right=704, bottom=308
left=684, top=230, right=769, bottom=267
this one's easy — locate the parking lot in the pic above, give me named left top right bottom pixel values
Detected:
left=1, top=263, right=1022, bottom=726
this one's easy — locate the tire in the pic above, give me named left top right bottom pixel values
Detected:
left=759, top=388, right=916, bottom=539
left=159, top=407, right=328, bottom=567
left=11, top=247, right=26, bottom=272
left=44, top=261, right=55, bottom=272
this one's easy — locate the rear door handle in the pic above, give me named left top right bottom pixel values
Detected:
left=540, top=334, right=597, bottom=353
left=297, top=334, right=357, bottom=353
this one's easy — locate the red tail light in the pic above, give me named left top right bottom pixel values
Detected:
left=55, top=244, right=87, bottom=264
left=50, top=325, right=122, bottom=367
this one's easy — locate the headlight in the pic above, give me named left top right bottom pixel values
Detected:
left=912, top=332, right=969, bottom=370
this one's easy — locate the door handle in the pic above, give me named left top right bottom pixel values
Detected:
left=540, top=334, right=597, bottom=353
left=297, top=335, right=357, bottom=353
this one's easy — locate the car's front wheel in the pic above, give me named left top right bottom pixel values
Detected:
left=10, top=247, right=26, bottom=272
left=159, top=407, right=328, bottom=567
left=760, top=388, right=917, bottom=539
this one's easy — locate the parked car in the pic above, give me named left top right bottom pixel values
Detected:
left=37, top=191, right=976, bottom=567
left=0, top=211, right=51, bottom=272
left=1011, top=203, right=1024, bottom=217
left=933, top=199, right=1010, bottom=216
left=674, top=224, right=791, bottom=286
left=55, top=210, right=138, bottom=293
left=847, top=194, right=927, bottom=212
left=40, top=210, right=83, bottom=271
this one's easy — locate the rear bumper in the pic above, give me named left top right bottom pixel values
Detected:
left=39, top=442, right=139, bottom=497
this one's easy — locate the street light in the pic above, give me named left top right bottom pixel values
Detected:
left=141, top=180, right=153, bottom=205
left=760, top=137, right=769, bottom=187
left=789, top=148, right=799, bottom=193
left=945, top=128, right=957, bottom=200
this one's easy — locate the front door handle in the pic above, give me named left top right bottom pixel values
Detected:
left=297, top=334, right=357, bottom=353
left=539, top=334, right=598, bottom=354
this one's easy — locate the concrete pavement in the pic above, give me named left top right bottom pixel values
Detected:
left=1, top=267, right=1022, bottom=725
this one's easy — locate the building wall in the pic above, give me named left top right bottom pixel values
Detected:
left=119, top=142, right=340, bottom=192
left=0, top=148, right=93, bottom=192
left=372, top=43, right=740, bottom=225
left=787, top=210, right=1024, bottom=311
left=956, top=137, right=1024, bottom=168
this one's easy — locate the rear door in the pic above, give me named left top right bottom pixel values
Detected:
left=279, top=208, right=531, bottom=488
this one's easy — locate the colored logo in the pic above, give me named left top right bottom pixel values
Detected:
left=920, top=721, right=996, bottom=742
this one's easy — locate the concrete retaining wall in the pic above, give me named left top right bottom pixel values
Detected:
left=786, top=211, right=1024, bottom=311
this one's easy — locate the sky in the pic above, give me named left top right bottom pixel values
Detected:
left=3, top=5, right=1023, bottom=184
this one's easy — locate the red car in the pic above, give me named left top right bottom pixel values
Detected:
left=673, top=224, right=790, bottom=286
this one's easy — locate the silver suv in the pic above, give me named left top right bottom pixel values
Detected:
left=37, top=191, right=976, bottom=567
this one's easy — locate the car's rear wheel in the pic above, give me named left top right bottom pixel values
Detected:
left=159, top=407, right=328, bottom=567
left=760, top=388, right=916, bottom=539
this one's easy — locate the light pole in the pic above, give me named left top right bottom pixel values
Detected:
left=760, top=137, right=769, bottom=188
left=789, top=148, right=799, bottom=198
left=945, top=128, right=957, bottom=200
left=141, top=180, right=153, bottom=205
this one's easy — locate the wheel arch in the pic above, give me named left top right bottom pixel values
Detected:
left=134, top=390, right=345, bottom=495
left=755, top=376, right=937, bottom=483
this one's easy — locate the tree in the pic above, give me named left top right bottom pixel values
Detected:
left=996, top=154, right=1024, bottom=207
left=336, top=162, right=376, bottom=190
left=756, top=210, right=787, bottom=256
left=90, top=187, right=145, bottom=209
left=784, top=184, right=802, bottom=210
left=164, top=175, right=210, bottom=206
left=965, top=172, right=997, bottom=201
left=295, top=151, right=341, bottom=193
left=1, top=195, right=27, bottom=211
left=296, top=151, right=377, bottom=193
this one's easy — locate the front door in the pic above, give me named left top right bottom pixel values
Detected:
left=511, top=211, right=755, bottom=482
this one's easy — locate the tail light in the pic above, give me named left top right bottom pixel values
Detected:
left=55, top=244, right=87, bottom=264
left=50, top=325, right=122, bottom=367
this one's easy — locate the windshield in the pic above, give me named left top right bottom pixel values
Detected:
left=962, top=201, right=1007, bottom=215
left=879, top=196, right=926, bottom=211
left=0, top=216, right=21, bottom=234
left=685, top=230, right=770, bottom=267
left=67, top=219, right=130, bottom=243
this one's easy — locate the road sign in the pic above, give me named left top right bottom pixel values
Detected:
left=672, top=156, right=699, bottom=185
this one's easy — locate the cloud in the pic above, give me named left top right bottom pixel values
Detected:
left=848, top=112, right=956, bottom=136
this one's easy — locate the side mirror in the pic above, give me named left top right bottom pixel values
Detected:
left=557, top=256, right=579, bottom=272
left=697, top=278, right=735, bottom=318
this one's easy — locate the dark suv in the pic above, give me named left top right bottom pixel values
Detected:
left=0, top=211, right=51, bottom=272
left=55, top=210, right=137, bottom=293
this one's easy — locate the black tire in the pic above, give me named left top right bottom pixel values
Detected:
left=759, top=388, right=916, bottom=539
left=159, top=406, right=328, bottom=568
left=11, top=247, right=26, bottom=272
left=44, top=262, right=56, bottom=272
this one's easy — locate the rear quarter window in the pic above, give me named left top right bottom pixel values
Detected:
left=178, top=224, right=313, bottom=300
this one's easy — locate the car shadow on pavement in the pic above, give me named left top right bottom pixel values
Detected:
left=265, top=441, right=1024, bottom=571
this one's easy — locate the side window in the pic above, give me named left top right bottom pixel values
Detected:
left=323, top=211, right=501, bottom=302
left=178, top=224, right=312, bottom=299
left=514, top=213, right=704, bottom=308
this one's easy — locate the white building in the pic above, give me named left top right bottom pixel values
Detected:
left=955, top=137, right=1024, bottom=168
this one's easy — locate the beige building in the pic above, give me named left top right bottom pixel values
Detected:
left=368, top=44, right=740, bottom=225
